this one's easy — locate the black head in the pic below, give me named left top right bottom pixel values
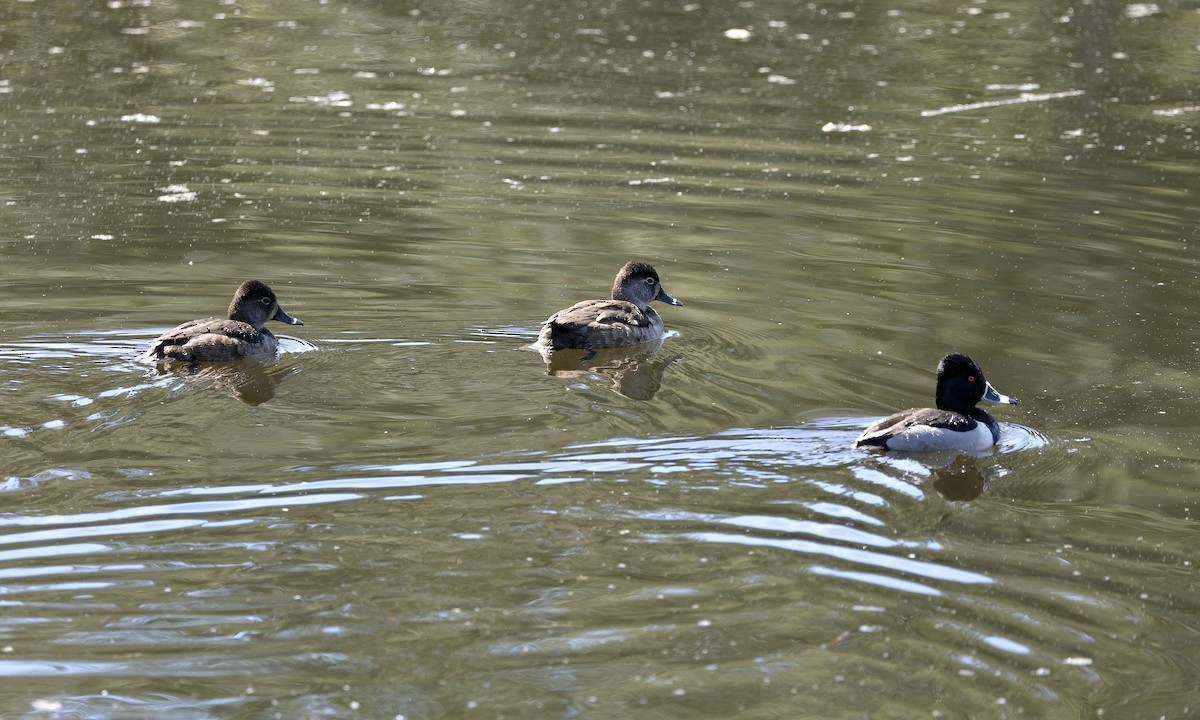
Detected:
left=934, top=352, right=1016, bottom=413
left=611, top=261, right=683, bottom=309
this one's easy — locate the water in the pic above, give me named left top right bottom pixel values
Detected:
left=1, top=0, right=1199, bottom=717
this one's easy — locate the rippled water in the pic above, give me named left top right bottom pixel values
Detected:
left=2, top=0, right=1200, bottom=718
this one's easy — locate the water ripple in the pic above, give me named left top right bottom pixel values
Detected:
left=684, top=531, right=993, bottom=586
left=0, top=494, right=363, bottom=530
left=0, top=418, right=1190, bottom=717
left=0, top=652, right=352, bottom=677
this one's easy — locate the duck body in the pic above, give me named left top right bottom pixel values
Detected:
left=539, top=298, right=666, bottom=350
left=537, top=261, right=683, bottom=350
left=854, top=353, right=1017, bottom=452
left=141, top=280, right=304, bottom=363
left=854, top=406, right=1000, bottom=452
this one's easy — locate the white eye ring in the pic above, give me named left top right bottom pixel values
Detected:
left=644, top=276, right=656, bottom=285
left=261, top=296, right=273, bottom=305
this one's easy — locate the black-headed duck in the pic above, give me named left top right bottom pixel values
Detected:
left=854, top=353, right=1018, bottom=452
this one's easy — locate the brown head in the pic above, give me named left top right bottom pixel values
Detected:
left=610, top=261, right=684, bottom=311
left=227, top=280, right=304, bottom=330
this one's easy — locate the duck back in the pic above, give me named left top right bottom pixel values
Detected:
left=143, top=318, right=277, bottom=362
left=539, top=299, right=662, bottom=350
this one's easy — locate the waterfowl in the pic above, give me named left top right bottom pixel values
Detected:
left=141, top=279, right=304, bottom=363
left=854, top=353, right=1018, bottom=452
left=537, top=261, right=683, bottom=350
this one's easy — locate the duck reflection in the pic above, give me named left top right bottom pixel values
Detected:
left=868, top=450, right=1002, bottom=502
left=539, top=339, right=679, bottom=400
left=150, top=358, right=301, bottom=405
left=929, top=457, right=997, bottom=501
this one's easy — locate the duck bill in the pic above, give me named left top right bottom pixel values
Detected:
left=272, top=307, right=304, bottom=326
left=983, top=382, right=1017, bottom=405
left=655, top=287, right=684, bottom=306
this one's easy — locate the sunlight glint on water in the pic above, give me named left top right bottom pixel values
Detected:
left=0, top=0, right=1198, bottom=717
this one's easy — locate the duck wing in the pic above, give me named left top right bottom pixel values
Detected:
left=547, top=299, right=650, bottom=328
left=541, top=299, right=652, bottom=349
left=144, top=318, right=264, bottom=361
left=854, top=407, right=974, bottom=448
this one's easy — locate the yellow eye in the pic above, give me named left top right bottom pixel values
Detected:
left=967, top=375, right=976, bottom=382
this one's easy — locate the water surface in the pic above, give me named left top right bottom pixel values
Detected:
left=2, top=0, right=1200, bottom=718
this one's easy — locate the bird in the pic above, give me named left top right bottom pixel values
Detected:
left=141, top=279, right=304, bottom=363
left=536, top=261, right=683, bottom=350
left=854, top=352, right=1018, bottom=452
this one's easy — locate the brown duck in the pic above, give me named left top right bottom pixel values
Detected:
left=141, top=279, right=304, bottom=363
left=537, top=261, right=683, bottom=350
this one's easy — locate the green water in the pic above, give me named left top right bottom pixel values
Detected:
left=1, top=0, right=1199, bottom=718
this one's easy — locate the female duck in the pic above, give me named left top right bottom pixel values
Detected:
left=141, top=279, right=304, bottom=363
left=854, top=353, right=1018, bottom=452
left=537, top=261, right=683, bottom=350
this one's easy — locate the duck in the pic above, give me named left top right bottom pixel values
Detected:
left=537, top=261, right=683, bottom=350
left=141, top=279, right=304, bottom=363
left=854, top=352, right=1018, bottom=452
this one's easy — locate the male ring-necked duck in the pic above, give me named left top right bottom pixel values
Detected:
left=537, top=261, right=683, bottom=350
left=854, top=352, right=1018, bottom=452
left=141, top=279, right=304, bottom=363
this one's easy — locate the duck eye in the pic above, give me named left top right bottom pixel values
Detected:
left=644, top=277, right=656, bottom=285
left=260, top=296, right=273, bottom=306
left=967, top=375, right=976, bottom=382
